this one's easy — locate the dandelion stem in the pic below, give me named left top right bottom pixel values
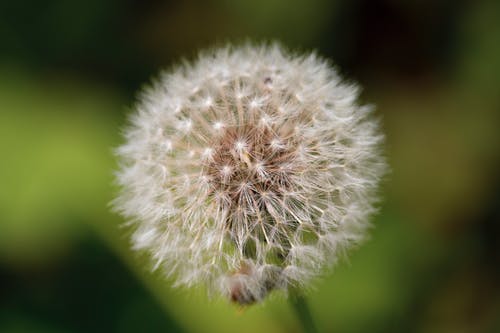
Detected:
left=290, top=292, right=318, bottom=333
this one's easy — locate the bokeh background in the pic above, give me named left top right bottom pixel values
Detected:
left=1, top=0, right=499, bottom=332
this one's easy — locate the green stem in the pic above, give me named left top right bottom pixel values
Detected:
left=290, top=292, right=318, bottom=333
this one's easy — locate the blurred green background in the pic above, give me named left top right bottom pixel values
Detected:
left=1, top=0, right=499, bottom=332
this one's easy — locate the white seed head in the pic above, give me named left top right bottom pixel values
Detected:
left=113, top=43, right=387, bottom=305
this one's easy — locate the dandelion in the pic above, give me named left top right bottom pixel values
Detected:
left=113, top=43, right=387, bottom=305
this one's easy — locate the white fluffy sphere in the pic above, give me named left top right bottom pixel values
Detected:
left=113, top=43, right=387, bottom=304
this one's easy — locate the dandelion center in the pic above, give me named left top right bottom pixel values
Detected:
left=203, top=124, right=299, bottom=216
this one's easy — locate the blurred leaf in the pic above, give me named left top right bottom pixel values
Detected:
left=0, top=67, right=122, bottom=264
left=456, top=0, right=500, bottom=98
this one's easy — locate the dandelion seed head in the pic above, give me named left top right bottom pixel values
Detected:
left=113, top=43, right=387, bottom=304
